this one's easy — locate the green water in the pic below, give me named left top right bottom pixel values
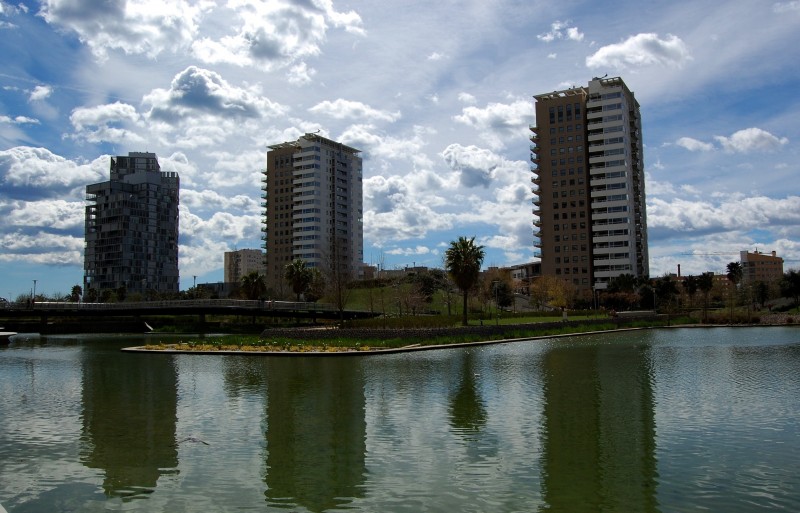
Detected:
left=1, top=327, right=798, bottom=512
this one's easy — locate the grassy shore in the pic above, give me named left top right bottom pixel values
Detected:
left=140, top=315, right=697, bottom=353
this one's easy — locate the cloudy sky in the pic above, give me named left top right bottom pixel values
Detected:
left=1, top=0, right=799, bottom=299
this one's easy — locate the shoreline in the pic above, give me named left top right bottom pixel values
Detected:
left=121, top=323, right=797, bottom=357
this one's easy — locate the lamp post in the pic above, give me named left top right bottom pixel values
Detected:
left=32, top=279, right=37, bottom=303
left=193, top=275, right=197, bottom=299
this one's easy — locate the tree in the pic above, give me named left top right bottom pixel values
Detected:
left=240, top=271, right=266, bottom=300
left=70, top=285, right=82, bottom=302
left=726, top=261, right=743, bottom=322
left=304, top=268, right=325, bottom=303
left=284, top=259, right=312, bottom=302
left=780, top=270, right=800, bottom=307
left=697, top=272, right=715, bottom=322
left=682, top=275, right=698, bottom=309
left=726, top=261, right=743, bottom=286
left=654, top=275, right=679, bottom=322
left=445, top=236, right=485, bottom=326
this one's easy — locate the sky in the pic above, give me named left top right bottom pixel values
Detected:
left=1, top=0, right=799, bottom=300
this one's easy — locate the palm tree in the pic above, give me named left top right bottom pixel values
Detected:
left=697, top=272, right=714, bottom=323
left=284, top=259, right=312, bottom=302
left=240, top=271, right=266, bottom=300
left=445, top=236, right=485, bottom=326
left=682, top=275, right=698, bottom=309
left=726, top=262, right=743, bottom=322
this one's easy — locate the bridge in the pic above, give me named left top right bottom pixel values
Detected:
left=0, top=299, right=377, bottom=327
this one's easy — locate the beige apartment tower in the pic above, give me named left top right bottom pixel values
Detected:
left=532, top=77, right=648, bottom=298
left=224, top=249, right=266, bottom=284
left=262, top=133, right=363, bottom=296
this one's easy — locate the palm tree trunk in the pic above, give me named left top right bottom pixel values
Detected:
left=462, top=290, right=468, bottom=326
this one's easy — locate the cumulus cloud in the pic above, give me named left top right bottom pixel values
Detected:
left=0, top=115, right=39, bottom=125
left=69, top=101, right=143, bottom=144
left=38, top=0, right=206, bottom=60
left=586, top=33, right=691, bottom=70
left=714, top=127, right=788, bottom=153
left=458, top=92, right=477, bottom=105
left=309, top=99, right=401, bottom=122
left=190, top=0, right=364, bottom=70
left=441, top=144, right=500, bottom=188
left=143, top=66, right=287, bottom=123
left=648, top=195, right=800, bottom=237
left=339, top=124, right=434, bottom=168
left=0, top=147, right=106, bottom=197
left=0, top=231, right=83, bottom=264
left=453, top=99, right=533, bottom=149
left=537, top=21, right=584, bottom=42
left=287, top=62, right=316, bottom=86
left=675, top=137, right=714, bottom=152
left=29, top=85, right=52, bottom=102
left=4, top=199, right=85, bottom=230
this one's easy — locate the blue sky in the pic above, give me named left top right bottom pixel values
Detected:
left=1, top=0, right=799, bottom=300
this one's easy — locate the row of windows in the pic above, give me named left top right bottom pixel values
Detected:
left=548, top=124, right=583, bottom=134
left=555, top=256, right=588, bottom=263
left=549, top=134, right=584, bottom=144
left=549, top=145, right=584, bottom=155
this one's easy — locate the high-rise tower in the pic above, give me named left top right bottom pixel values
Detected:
left=84, top=152, right=179, bottom=298
left=262, top=133, right=363, bottom=296
left=532, top=77, right=648, bottom=298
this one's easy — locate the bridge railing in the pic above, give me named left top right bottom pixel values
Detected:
left=24, top=299, right=341, bottom=312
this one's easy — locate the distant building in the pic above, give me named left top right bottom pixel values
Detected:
left=741, top=250, right=783, bottom=283
left=224, top=249, right=266, bottom=284
left=531, top=76, right=648, bottom=299
left=507, top=261, right=542, bottom=294
left=263, top=133, right=364, bottom=295
left=84, top=152, right=179, bottom=297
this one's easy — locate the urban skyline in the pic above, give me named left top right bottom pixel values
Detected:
left=1, top=0, right=798, bottom=299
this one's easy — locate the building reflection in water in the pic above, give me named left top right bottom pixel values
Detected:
left=264, top=357, right=367, bottom=512
left=539, top=342, right=659, bottom=512
left=80, top=350, right=178, bottom=498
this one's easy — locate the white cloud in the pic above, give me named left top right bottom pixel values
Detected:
left=675, top=136, right=714, bottom=152
left=458, top=92, right=477, bottom=105
left=309, top=99, right=401, bottom=122
left=537, top=21, right=584, bottom=43
left=287, top=62, right=316, bottom=86
left=143, top=66, right=287, bottom=122
left=427, top=52, right=446, bottom=61
left=648, top=195, right=800, bottom=236
left=586, top=33, right=691, bottom=70
left=386, top=246, right=433, bottom=256
left=453, top=99, right=533, bottom=150
left=190, top=0, right=364, bottom=70
left=5, top=199, right=84, bottom=230
left=714, top=127, right=788, bottom=153
left=773, top=1, right=800, bottom=13
left=69, top=101, right=143, bottom=144
left=38, top=0, right=207, bottom=60
left=29, top=85, right=52, bottom=102
left=0, top=147, right=106, bottom=194
left=0, top=115, right=39, bottom=125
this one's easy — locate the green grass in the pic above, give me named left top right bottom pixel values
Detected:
left=141, top=315, right=699, bottom=353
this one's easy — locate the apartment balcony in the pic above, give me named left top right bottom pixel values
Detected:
left=529, top=145, right=540, bottom=153
left=529, top=133, right=540, bottom=143
left=530, top=155, right=540, bottom=164
left=533, top=208, right=541, bottom=216
left=529, top=124, right=539, bottom=133
left=531, top=176, right=541, bottom=185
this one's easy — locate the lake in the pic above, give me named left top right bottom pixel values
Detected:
left=1, top=327, right=798, bottom=512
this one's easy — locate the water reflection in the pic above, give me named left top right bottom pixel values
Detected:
left=448, top=350, right=487, bottom=435
left=264, top=358, right=367, bottom=511
left=539, top=339, right=659, bottom=512
left=80, top=348, right=179, bottom=498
